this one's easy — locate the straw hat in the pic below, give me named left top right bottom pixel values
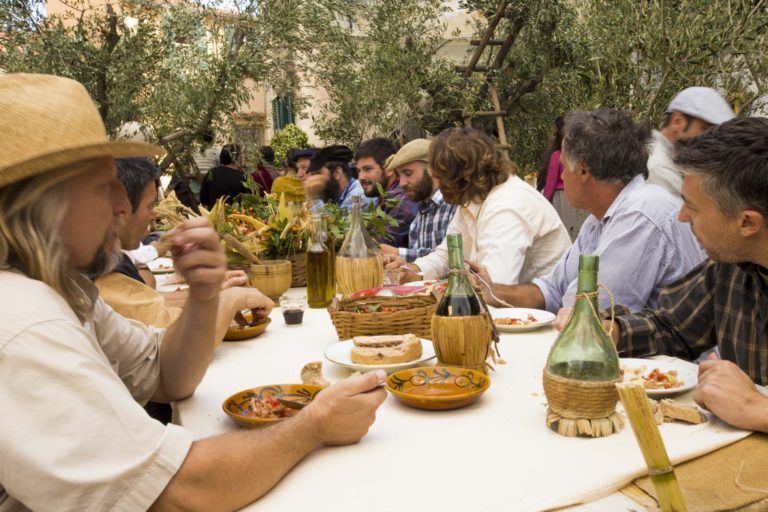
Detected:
left=0, top=73, right=164, bottom=188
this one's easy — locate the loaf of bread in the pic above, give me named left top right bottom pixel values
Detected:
left=350, top=334, right=422, bottom=365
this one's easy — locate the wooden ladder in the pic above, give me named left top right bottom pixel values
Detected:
left=456, top=1, right=514, bottom=153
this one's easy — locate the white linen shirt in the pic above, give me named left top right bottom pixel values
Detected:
left=646, top=130, right=682, bottom=196
left=414, top=176, right=571, bottom=285
left=0, top=271, right=193, bottom=512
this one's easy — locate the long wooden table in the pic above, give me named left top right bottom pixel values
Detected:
left=174, top=293, right=751, bottom=511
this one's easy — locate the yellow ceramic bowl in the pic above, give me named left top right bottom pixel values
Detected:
left=386, top=366, right=490, bottom=411
left=224, top=315, right=271, bottom=341
left=222, top=384, right=323, bottom=428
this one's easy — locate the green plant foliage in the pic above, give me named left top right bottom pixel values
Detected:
left=269, top=124, right=310, bottom=166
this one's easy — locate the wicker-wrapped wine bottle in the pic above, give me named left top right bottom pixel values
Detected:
left=543, top=254, right=623, bottom=438
left=335, top=196, right=383, bottom=296
left=430, top=234, right=492, bottom=372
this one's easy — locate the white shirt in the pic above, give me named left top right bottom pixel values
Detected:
left=194, top=146, right=221, bottom=177
left=0, top=271, right=192, bottom=512
left=646, top=130, right=682, bottom=196
left=414, top=176, right=571, bottom=285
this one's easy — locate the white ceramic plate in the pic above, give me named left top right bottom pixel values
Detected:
left=620, top=358, right=698, bottom=397
left=148, top=257, right=175, bottom=274
left=324, top=338, right=436, bottom=373
left=490, top=307, right=556, bottom=333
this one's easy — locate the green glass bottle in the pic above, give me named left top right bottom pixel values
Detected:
left=435, top=234, right=481, bottom=317
left=306, top=214, right=334, bottom=308
left=546, top=255, right=620, bottom=381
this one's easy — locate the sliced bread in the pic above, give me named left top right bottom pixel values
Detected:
left=350, top=334, right=422, bottom=365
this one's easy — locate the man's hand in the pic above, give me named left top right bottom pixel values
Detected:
left=694, top=353, right=768, bottom=432
left=232, top=286, right=274, bottom=321
left=464, top=260, right=498, bottom=305
left=222, top=270, right=249, bottom=289
left=379, top=244, right=399, bottom=256
left=303, top=174, right=327, bottom=200
left=304, top=370, right=388, bottom=445
left=170, top=217, right=226, bottom=301
left=382, top=254, right=404, bottom=270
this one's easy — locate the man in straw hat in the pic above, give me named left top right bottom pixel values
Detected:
left=378, top=139, right=457, bottom=262
left=0, top=74, right=386, bottom=511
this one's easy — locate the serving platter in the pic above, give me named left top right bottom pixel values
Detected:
left=324, top=338, right=436, bottom=373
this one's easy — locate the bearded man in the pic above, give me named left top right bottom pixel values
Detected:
left=378, top=139, right=456, bottom=262
left=302, top=144, right=375, bottom=211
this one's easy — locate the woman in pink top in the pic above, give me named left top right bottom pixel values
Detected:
left=539, top=116, right=588, bottom=240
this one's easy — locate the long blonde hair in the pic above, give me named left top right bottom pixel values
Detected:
left=0, top=164, right=98, bottom=321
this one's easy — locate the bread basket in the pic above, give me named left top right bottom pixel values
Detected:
left=328, top=295, right=437, bottom=340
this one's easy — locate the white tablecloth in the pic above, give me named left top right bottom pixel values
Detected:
left=174, top=300, right=751, bottom=511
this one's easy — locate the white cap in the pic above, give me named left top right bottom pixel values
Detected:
left=666, top=87, right=735, bottom=125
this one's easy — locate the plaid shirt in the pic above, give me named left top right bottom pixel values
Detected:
left=398, top=189, right=457, bottom=262
left=615, top=260, right=768, bottom=385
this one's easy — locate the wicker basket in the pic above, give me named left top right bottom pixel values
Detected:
left=287, top=252, right=307, bottom=287
left=328, top=295, right=437, bottom=340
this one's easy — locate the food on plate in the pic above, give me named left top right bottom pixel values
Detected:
left=622, top=365, right=685, bottom=390
left=496, top=313, right=538, bottom=326
left=301, top=361, right=330, bottom=388
left=350, top=334, right=422, bottom=365
left=228, top=315, right=267, bottom=330
left=647, top=398, right=707, bottom=425
left=242, top=397, right=298, bottom=419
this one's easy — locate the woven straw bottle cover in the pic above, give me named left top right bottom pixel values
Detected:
left=543, top=254, right=623, bottom=438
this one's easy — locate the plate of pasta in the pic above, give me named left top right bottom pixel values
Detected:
left=620, top=358, right=698, bottom=397
left=491, top=308, right=555, bottom=333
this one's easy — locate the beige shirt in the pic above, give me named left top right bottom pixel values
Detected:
left=0, top=271, right=192, bottom=512
left=95, top=272, right=182, bottom=328
left=414, top=176, right=571, bottom=285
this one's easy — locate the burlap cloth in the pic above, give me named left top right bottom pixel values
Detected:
left=627, top=432, right=768, bottom=511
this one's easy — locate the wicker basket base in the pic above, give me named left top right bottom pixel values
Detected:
left=542, top=367, right=623, bottom=437
left=546, top=409, right=624, bottom=438
left=431, top=314, right=492, bottom=373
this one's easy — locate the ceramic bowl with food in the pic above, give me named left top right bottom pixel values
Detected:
left=222, top=384, right=323, bottom=428
left=385, top=366, right=490, bottom=411
left=224, top=314, right=271, bottom=341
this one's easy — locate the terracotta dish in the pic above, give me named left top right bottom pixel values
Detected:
left=222, top=383, right=323, bottom=428
left=385, top=366, right=490, bottom=410
left=224, top=315, right=271, bottom=341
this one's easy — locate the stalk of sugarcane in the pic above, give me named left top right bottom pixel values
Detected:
left=616, top=381, right=687, bottom=512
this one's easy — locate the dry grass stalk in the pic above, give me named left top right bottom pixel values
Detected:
left=616, top=381, right=687, bottom=512
left=224, top=234, right=263, bottom=265
left=335, top=255, right=384, bottom=296
left=430, top=314, right=492, bottom=372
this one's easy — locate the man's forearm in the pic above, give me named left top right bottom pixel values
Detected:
left=156, top=295, right=219, bottom=401
left=151, top=412, right=322, bottom=512
left=488, top=283, right=546, bottom=309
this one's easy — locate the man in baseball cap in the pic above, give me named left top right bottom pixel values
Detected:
left=647, top=86, right=735, bottom=196
left=379, top=139, right=457, bottom=262
left=0, top=74, right=385, bottom=510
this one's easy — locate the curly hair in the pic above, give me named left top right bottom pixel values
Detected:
left=428, top=128, right=516, bottom=206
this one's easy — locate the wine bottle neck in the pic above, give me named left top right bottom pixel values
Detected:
left=574, top=270, right=599, bottom=313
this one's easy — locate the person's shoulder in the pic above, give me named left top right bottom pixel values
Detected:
left=0, top=271, right=79, bottom=350
left=617, top=180, right=681, bottom=221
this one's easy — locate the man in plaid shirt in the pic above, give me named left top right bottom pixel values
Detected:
left=378, top=139, right=457, bottom=262
left=594, top=117, right=768, bottom=433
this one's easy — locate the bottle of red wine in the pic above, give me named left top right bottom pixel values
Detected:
left=435, top=234, right=481, bottom=317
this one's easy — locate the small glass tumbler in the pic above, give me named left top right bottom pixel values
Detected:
left=280, top=295, right=306, bottom=326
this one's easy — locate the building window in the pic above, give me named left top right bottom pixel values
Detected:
left=272, top=94, right=294, bottom=130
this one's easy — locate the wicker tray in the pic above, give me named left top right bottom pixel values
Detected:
left=328, top=295, right=437, bottom=340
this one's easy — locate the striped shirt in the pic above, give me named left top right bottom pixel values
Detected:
left=615, top=260, right=768, bottom=386
left=533, top=175, right=704, bottom=313
left=398, top=189, right=457, bottom=262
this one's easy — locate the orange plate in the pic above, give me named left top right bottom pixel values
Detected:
left=222, top=384, right=323, bottom=428
left=224, top=316, right=271, bottom=341
left=386, top=366, right=490, bottom=411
